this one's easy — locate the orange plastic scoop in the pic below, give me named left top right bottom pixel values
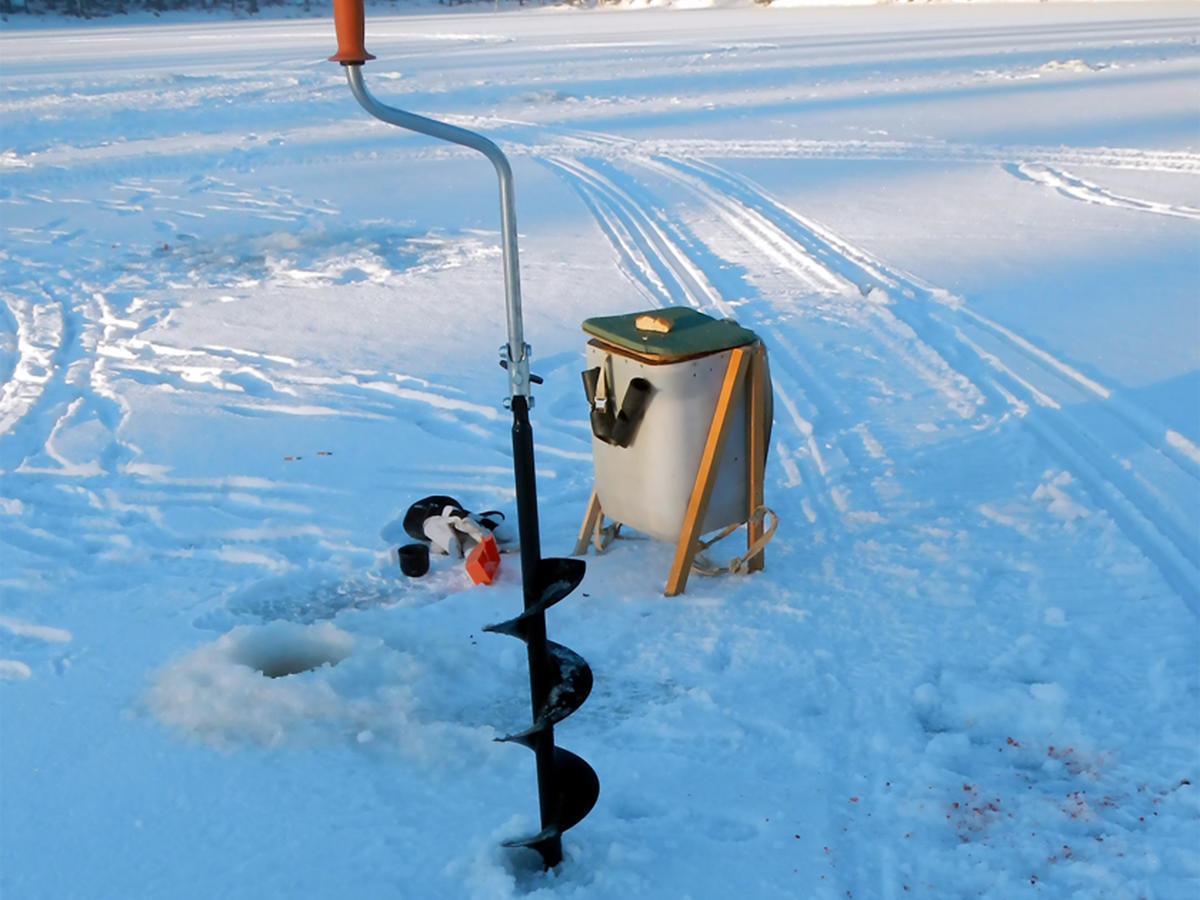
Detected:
left=466, top=535, right=501, bottom=585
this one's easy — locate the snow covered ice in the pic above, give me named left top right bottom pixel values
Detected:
left=1, top=2, right=1197, bottom=897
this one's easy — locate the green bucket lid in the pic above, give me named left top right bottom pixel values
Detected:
left=582, top=307, right=757, bottom=361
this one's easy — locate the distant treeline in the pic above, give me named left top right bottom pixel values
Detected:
left=0, top=0, right=571, bottom=18
left=3, top=0, right=274, bottom=14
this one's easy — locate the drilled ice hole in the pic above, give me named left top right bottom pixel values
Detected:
left=228, top=621, right=354, bottom=678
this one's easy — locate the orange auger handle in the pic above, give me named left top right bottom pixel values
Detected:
left=329, top=0, right=375, bottom=65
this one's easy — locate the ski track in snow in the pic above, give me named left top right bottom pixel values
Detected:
left=1006, top=162, right=1200, bottom=220
left=574, top=138, right=1200, bottom=177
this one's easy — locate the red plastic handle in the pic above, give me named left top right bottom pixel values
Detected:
left=330, top=0, right=375, bottom=65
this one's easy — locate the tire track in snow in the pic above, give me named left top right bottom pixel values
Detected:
left=534, top=126, right=1198, bottom=602
left=92, top=340, right=527, bottom=562
left=660, top=157, right=1200, bottom=605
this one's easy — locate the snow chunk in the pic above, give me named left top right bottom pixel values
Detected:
left=0, top=150, right=32, bottom=169
left=1029, top=682, right=1067, bottom=706
left=1033, top=470, right=1090, bottom=522
left=1039, top=59, right=1106, bottom=75
left=0, top=615, right=72, bottom=644
left=1166, top=429, right=1200, bottom=465
left=1043, top=607, right=1068, bottom=627
left=0, top=660, right=32, bottom=681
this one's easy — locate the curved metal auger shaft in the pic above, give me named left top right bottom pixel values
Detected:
left=328, top=0, right=597, bottom=870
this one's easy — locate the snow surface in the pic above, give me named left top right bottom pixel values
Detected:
left=2, top=3, right=1198, bottom=898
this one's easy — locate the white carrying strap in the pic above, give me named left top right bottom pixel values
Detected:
left=424, top=505, right=493, bottom=557
left=691, top=506, right=779, bottom=577
left=593, top=355, right=610, bottom=411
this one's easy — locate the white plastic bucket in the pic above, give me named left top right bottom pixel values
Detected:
left=585, top=340, right=750, bottom=542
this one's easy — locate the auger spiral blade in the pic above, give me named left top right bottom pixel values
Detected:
left=483, top=557, right=586, bottom=640
left=495, top=642, right=593, bottom=745
left=484, top=519, right=596, bottom=865
left=497, top=391, right=596, bottom=869
left=501, top=747, right=600, bottom=855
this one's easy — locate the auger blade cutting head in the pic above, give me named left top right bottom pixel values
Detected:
left=551, top=746, right=601, bottom=833
left=536, top=557, right=586, bottom=608
left=495, top=641, right=594, bottom=745
left=543, top=641, right=594, bottom=725
left=501, top=746, right=600, bottom=856
left=482, top=557, right=586, bottom=639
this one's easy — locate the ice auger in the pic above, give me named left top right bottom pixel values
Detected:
left=330, top=2, right=598, bottom=869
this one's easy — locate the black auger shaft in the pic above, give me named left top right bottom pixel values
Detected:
left=488, top=394, right=598, bottom=869
left=511, top=396, right=563, bottom=866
